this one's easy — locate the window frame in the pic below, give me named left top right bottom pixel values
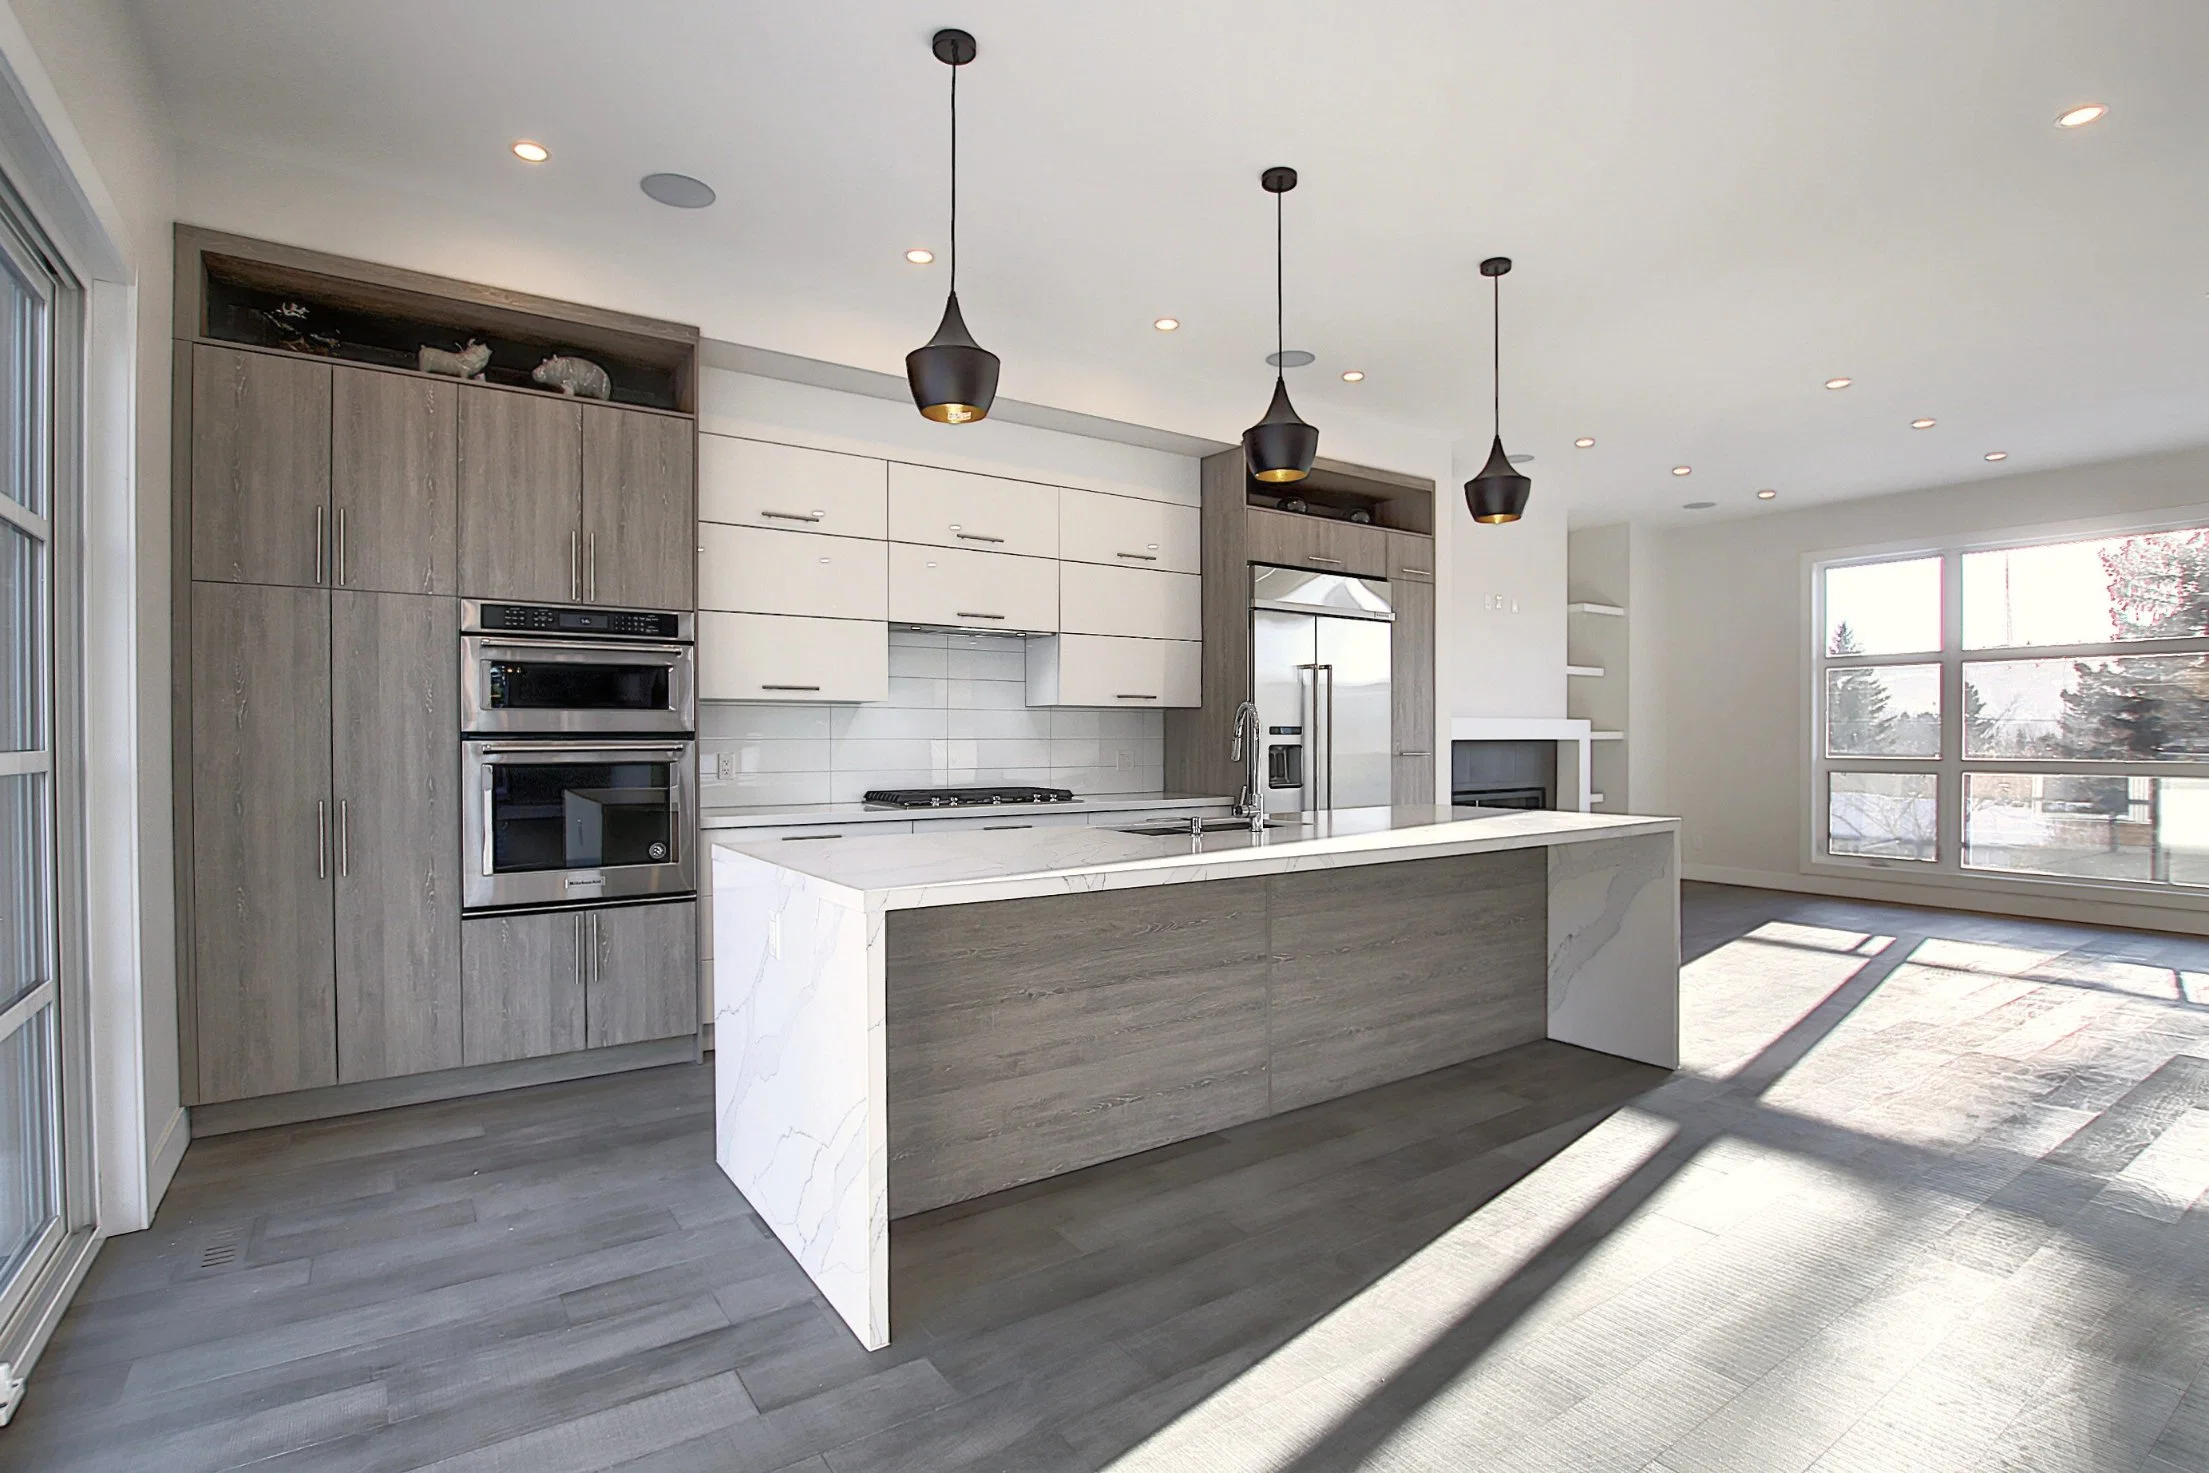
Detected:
left=1805, top=506, right=2209, bottom=909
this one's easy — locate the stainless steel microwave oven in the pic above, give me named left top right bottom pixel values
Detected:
left=460, top=600, right=695, bottom=737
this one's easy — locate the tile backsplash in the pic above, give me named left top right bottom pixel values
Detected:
left=700, top=628, right=1166, bottom=807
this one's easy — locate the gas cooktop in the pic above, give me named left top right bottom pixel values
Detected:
left=862, top=785, right=1078, bottom=809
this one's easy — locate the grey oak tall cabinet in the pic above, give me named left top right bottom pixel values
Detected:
left=174, top=228, right=702, bottom=1121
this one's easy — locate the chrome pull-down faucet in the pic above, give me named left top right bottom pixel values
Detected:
left=1231, top=700, right=1265, bottom=831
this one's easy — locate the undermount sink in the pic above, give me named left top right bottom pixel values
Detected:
left=1114, top=816, right=1304, bottom=836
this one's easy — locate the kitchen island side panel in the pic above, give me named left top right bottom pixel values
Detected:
left=884, top=877, right=1271, bottom=1217
left=1265, top=849, right=1550, bottom=1113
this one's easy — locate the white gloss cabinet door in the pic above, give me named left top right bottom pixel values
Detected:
left=699, top=435, right=888, bottom=541
left=887, top=543, right=1059, bottom=632
left=1059, top=562, right=1201, bottom=641
left=1026, top=634, right=1200, bottom=707
left=698, top=612, right=889, bottom=702
left=698, top=523, right=887, bottom=621
left=887, top=463, right=1058, bottom=559
left=1059, top=488, right=1200, bottom=575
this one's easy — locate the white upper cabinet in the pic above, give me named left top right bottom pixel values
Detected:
left=1059, top=488, right=1200, bottom=575
left=700, top=436, right=888, bottom=541
left=1059, top=562, right=1201, bottom=641
left=1025, top=634, right=1200, bottom=707
left=887, top=463, right=1058, bottom=559
left=698, top=523, right=887, bottom=622
left=698, top=612, right=889, bottom=702
left=887, top=542, right=1059, bottom=633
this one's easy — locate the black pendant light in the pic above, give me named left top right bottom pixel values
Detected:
left=1243, top=167, right=1318, bottom=483
left=906, top=28, right=999, bottom=424
left=1465, top=256, right=1532, bottom=524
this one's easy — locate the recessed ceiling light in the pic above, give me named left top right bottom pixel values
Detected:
left=1824, top=376, right=1852, bottom=390
left=1756, top=489, right=1778, bottom=500
left=1672, top=465, right=1692, bottom=476
left=1910, top=417, right=1937, bottom=429
left=905, top=248, right=934, bottom=264
left=1340, top=369, right=1364, bottom=382
left=1573, top=437, right=1595, bottom=448
left=640, top=172, right=715, bottom=208
left=1684, top=501, right=1715, bottom=510
left=1153, top=317, right=1180, bottom=332
left=1984, top=451, right=2009, bottom=462
left=1508, top=453, right=1534, bottom=465
left=511, top=140, right=549, bottom=163
left=1265, top=349, right=1315, bottom=369
left=2055, top=103, right=2108, bottom=129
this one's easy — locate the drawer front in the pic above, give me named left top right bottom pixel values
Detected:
left=1059, top=488, right=1200, bottom=575
left=887, top=542, right=1059, bottom=632
left=699, top=523, right=887, bottom=621
left=1028, top=633, right=1200, bottom=707
left=1387, top=531, right=1436, bottom=583
left=699, top=436, right=888, bottom=540
left=699, top=612, right=889, bottom=701
left=888, top=463, right=1059, bottom=559
left=1060, top=562, right=1200, bottom=640
left=914, top=812, right=1091, bottom=833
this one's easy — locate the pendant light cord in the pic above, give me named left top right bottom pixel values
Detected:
left=1275, top=189, right=1285, bottom=370
left=948, top=61, right=959, bottom=295
left=1491, top=273, right=1501, bottom=436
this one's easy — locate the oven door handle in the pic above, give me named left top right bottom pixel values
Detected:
left=471, top=741, right=692, bottom=759
left=481, top=768, right=496, bottom=878
left=471, top=639, right=690, bottom=660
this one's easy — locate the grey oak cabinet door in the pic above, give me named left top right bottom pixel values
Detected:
left=1244, top=506, right=1387, bottom=578
left=461, top=910, right=585, bottom=1065
left=582, top=406, right=695, bottom=610
left=190, top=581, right=337, bottom=1102
left=586, top=900, right=697, bottom=1048
left=191, top=345, right=332, bottom=588
left=332, top=591, right=463, bottom=1083
left=332, top=366, right=457, bottom=595
left=456, top=385, right=582, bottom=603
left=1388, top=533, right=1436, bottom=804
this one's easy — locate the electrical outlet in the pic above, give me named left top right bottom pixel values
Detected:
left=714, top=750, right=734, bottom=782
left=1114, top=748, right=1133, bottom=770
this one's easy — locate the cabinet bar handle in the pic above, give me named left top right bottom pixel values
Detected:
left=956, top=611, right=1006, bottom=620
left=338, top=799, right=350, bottom=876
left=781, top=833, right=841, bottom=841
left=1115, top=693, right=1159, bottom=700
left=569, top=531, right=581, bottom=601
left=313, top=505, right=326, bottom=585
left=588, top=913, right=599, bottom=989
left=982, top=824, right=1032, bottom=830
left=316, top=799, right=328, bottom=879
left=1308, top=554, right=1344, bottom=567
left=954, top=531, right=1005, bottom=544
left=1115, top=551, right=1158, bottom=561
left=575, top=914, right=585, bottom=991
left=1400, top=567, right=1432, bottom=577
left=587, top=533, right=598, bottom=602
left=1398, top=749, right=1432, bottom=757
left=760, top=509, right=824, bottom=523
left=336, top=508, right=350, bottom=585
left=761, top=683, right=822, bottom=691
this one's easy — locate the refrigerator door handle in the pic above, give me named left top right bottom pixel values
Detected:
left=1320, top=663, right=1336, bottom=811
left=1296, top=662, right=1322, bottom=810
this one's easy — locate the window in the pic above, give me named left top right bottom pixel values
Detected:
left=1813, top=522, right=2209, bottom=893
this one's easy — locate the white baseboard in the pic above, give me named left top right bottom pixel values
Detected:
left=146, top=1106, right=189, bottom=1222
left=1682, top=862, right=2209, bottom=938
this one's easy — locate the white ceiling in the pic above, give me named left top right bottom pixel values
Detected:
left=126, top=0, right=2209, bottom=524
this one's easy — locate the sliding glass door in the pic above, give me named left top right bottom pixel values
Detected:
left=0, top=197, right=63, bottom=1341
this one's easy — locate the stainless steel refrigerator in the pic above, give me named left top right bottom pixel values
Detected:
left=1250, top=565, right=1394, bottom=814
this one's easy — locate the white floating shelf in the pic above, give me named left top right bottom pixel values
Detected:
left=1590, top=730, right=1625, bottom=741
left=1566, top=664, right=1606, bottom=678
left=1568, top=602, right=1626, bottom=617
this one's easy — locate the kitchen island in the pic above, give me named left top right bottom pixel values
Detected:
left=712, top=804, right=1679, bottom=1347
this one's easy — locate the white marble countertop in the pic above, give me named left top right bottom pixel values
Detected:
left=714, top=803, right=1679, bottom=911
left=698, top=791, right=1234, bottom=830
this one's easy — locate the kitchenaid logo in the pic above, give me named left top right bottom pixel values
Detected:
left=564, top=873, right=604, bottom=888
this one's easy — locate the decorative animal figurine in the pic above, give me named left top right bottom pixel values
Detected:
left=531, top=354, right=612, bottom=400
left=255, top=300, right=340, bottom=355
left=418, top=340, right=492, bottom=380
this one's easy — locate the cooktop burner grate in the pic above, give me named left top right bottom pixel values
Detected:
left=862, top=785, right=1078, bottom=808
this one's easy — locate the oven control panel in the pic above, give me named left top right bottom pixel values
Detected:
left=476, top=603, right=684, bottom=639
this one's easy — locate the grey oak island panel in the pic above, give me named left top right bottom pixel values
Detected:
left=330, top=364, right=457, bottom=595
left=189, top=581, right=336, bottom=1102
left=1265, top=849, right=1547, bottom=1112
left=331, top=590, right=463, bottom=1083
left=885, top=877, right=1271, bottom=1216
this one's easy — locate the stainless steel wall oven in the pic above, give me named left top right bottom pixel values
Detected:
left=459, top=601, right=696, bottom=910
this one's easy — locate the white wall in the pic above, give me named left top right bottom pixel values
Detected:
left=1451, top=437, right=1566, bottom=720
left=1650, top=442, right=2209, bottom=931
left=1, top=0, right=182, bottom=1231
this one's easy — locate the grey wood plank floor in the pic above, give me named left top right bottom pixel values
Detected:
left=7, top=881, right=2209, bottom=1472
